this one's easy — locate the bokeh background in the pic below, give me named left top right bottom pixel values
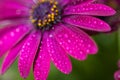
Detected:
left=0, top=0, right=120, bottom=80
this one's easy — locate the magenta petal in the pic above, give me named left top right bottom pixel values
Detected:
left=18, top=0, right=35, bottom=7
left=54, top=23, right=87, bottom=60
left=0, top=2, right=29, bottom=20
left=18, top=31, right=41, bottom=78
left=0, top=20, right=23, bottom=37
left=63, top=15, right=111, bottom=32
left=0, top=35, right=28, bottom=74
left=34, top=32, right=50, bottom=80
left=0, top=0, right=34, bottom=8
left=68, top=25, right=98, bottom=54
left=46, top=32, right=72, bottom=74
left=69, top=0, right=95, bottom=5
left=0, top=25, right=14, bottom=37
left=114, top=70, right=120, bottom=80
left=57, top=0, right=69, bottom=7
left=0, top=19, right=30, bottom=36
left=64, top=3, right=116, bottom=16
left=0, top=24, right=31, bottom=57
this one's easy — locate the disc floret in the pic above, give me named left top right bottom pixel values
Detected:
left=30, top=0, right=61, bottom=29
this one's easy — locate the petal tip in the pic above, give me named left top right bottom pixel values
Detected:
left=0, top=71, right=3, bottom=75
left=64, top=71, right=71, bottom=74
left=111, top=9, right=116, bottom=15
left=106, top=7, right=116, bottom=16
left=79, top=54, right=88, bottom=61
left=62, top=67, right=72, bottom=74
left=91, top=46, right=98, bottom=54
left=104, top=25, right=112, bottom=32
left=0, top=66, right=6, bottom=75
left=0, top=70, right=3, bottom=75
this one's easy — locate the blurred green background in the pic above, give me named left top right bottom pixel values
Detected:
left=0, top=29, right=119, bottom=80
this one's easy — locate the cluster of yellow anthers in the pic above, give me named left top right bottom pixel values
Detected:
left=30, top=0, right=59, bottom=27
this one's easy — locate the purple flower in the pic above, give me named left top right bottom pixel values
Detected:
left=0, top=0, right=115, bottom=80
left=114, top=60, right=120, bottom=80
left=114, top=70, right=120, bottom=80
left=97, top=0, right=120, bottom=32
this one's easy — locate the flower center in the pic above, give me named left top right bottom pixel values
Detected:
left=30, top=0, right=62, bottom=30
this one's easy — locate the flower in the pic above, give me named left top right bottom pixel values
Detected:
left=96, top=0, right=120, bottom=32
left=114, top=60, right=120, bottom=80
left=114, top=70, right=120, bottom=80
left=105, top=0, right=120, bottom=32
left=0, top=0, right=115, bottom=80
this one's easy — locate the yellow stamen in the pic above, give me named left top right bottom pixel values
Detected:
left=51, top=13, right=54, bottom=16
left=41, top=0, right=45, bottom=2
left=48, top=19, right=51, bottom=22
left=48, top=14, right=51, bottom=18
left=51, top=18, right=54, bottom=21
left=51, top=8, right=54, bottom=12
left=30, top=0, right=60, bottom=28
left=38, top=23, right=42, bottom=26
left=54, top=1, right=58, bottom=5
left=31, top=19, right=36, bottom=23
left=53, top=5, right=57, bottom=8
left=56, top=10, right=58, bottom=13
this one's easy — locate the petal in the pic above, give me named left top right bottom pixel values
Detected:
left=0, top=35, right=28, bottom=74
left=18, top=31, right=41, bottom=78
left=57, top=0, right=69, bottom=7
left=0, top=2, right=29, bottom=20
left=0, top=21, right=16, bottom=37
left=46, top=31, right=72, bottom=74
left=63, top=15, right=111, bottom=32
left=64, top=3, right=116, bottom=16
left=0, top=19, right=27, bottom=36
left=54, top=23, right=98, bottom=55
left=0, top=24, right=32, bottom=57
left=18, top=0, right=35, bottom=7
left=67, top=25, right=98, bottom=54
left=0, top=20, right=12, bottom=28
left=34, top=32, right=50, bottom=80
left=114, top=70, right=120, bottom=80
left=54, top=23, right=87, bottom=60
left=69, top=0, right=95, bottom=5
left=1, top=0, right=34, bottom=8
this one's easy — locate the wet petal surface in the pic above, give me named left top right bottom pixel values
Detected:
left=0, top=24, right=31, bottom=57
left=54, top=23, right=88, bottom=60
left=34, top=32, right=50, bottom=80
left=0, top=2, right=29, bottom=20
left=67, top=25, right=98, bottom=54
left=0, top=35, right=28, bottom=74
left=18, top=31, right=41, bottom=78
left=64, top=3, right=116, bottom=16
left=69, top=0, right=95, bottom=5
left=63, top=15, right=111, bottom=32
left=46, top=31, right=72, bottom=74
